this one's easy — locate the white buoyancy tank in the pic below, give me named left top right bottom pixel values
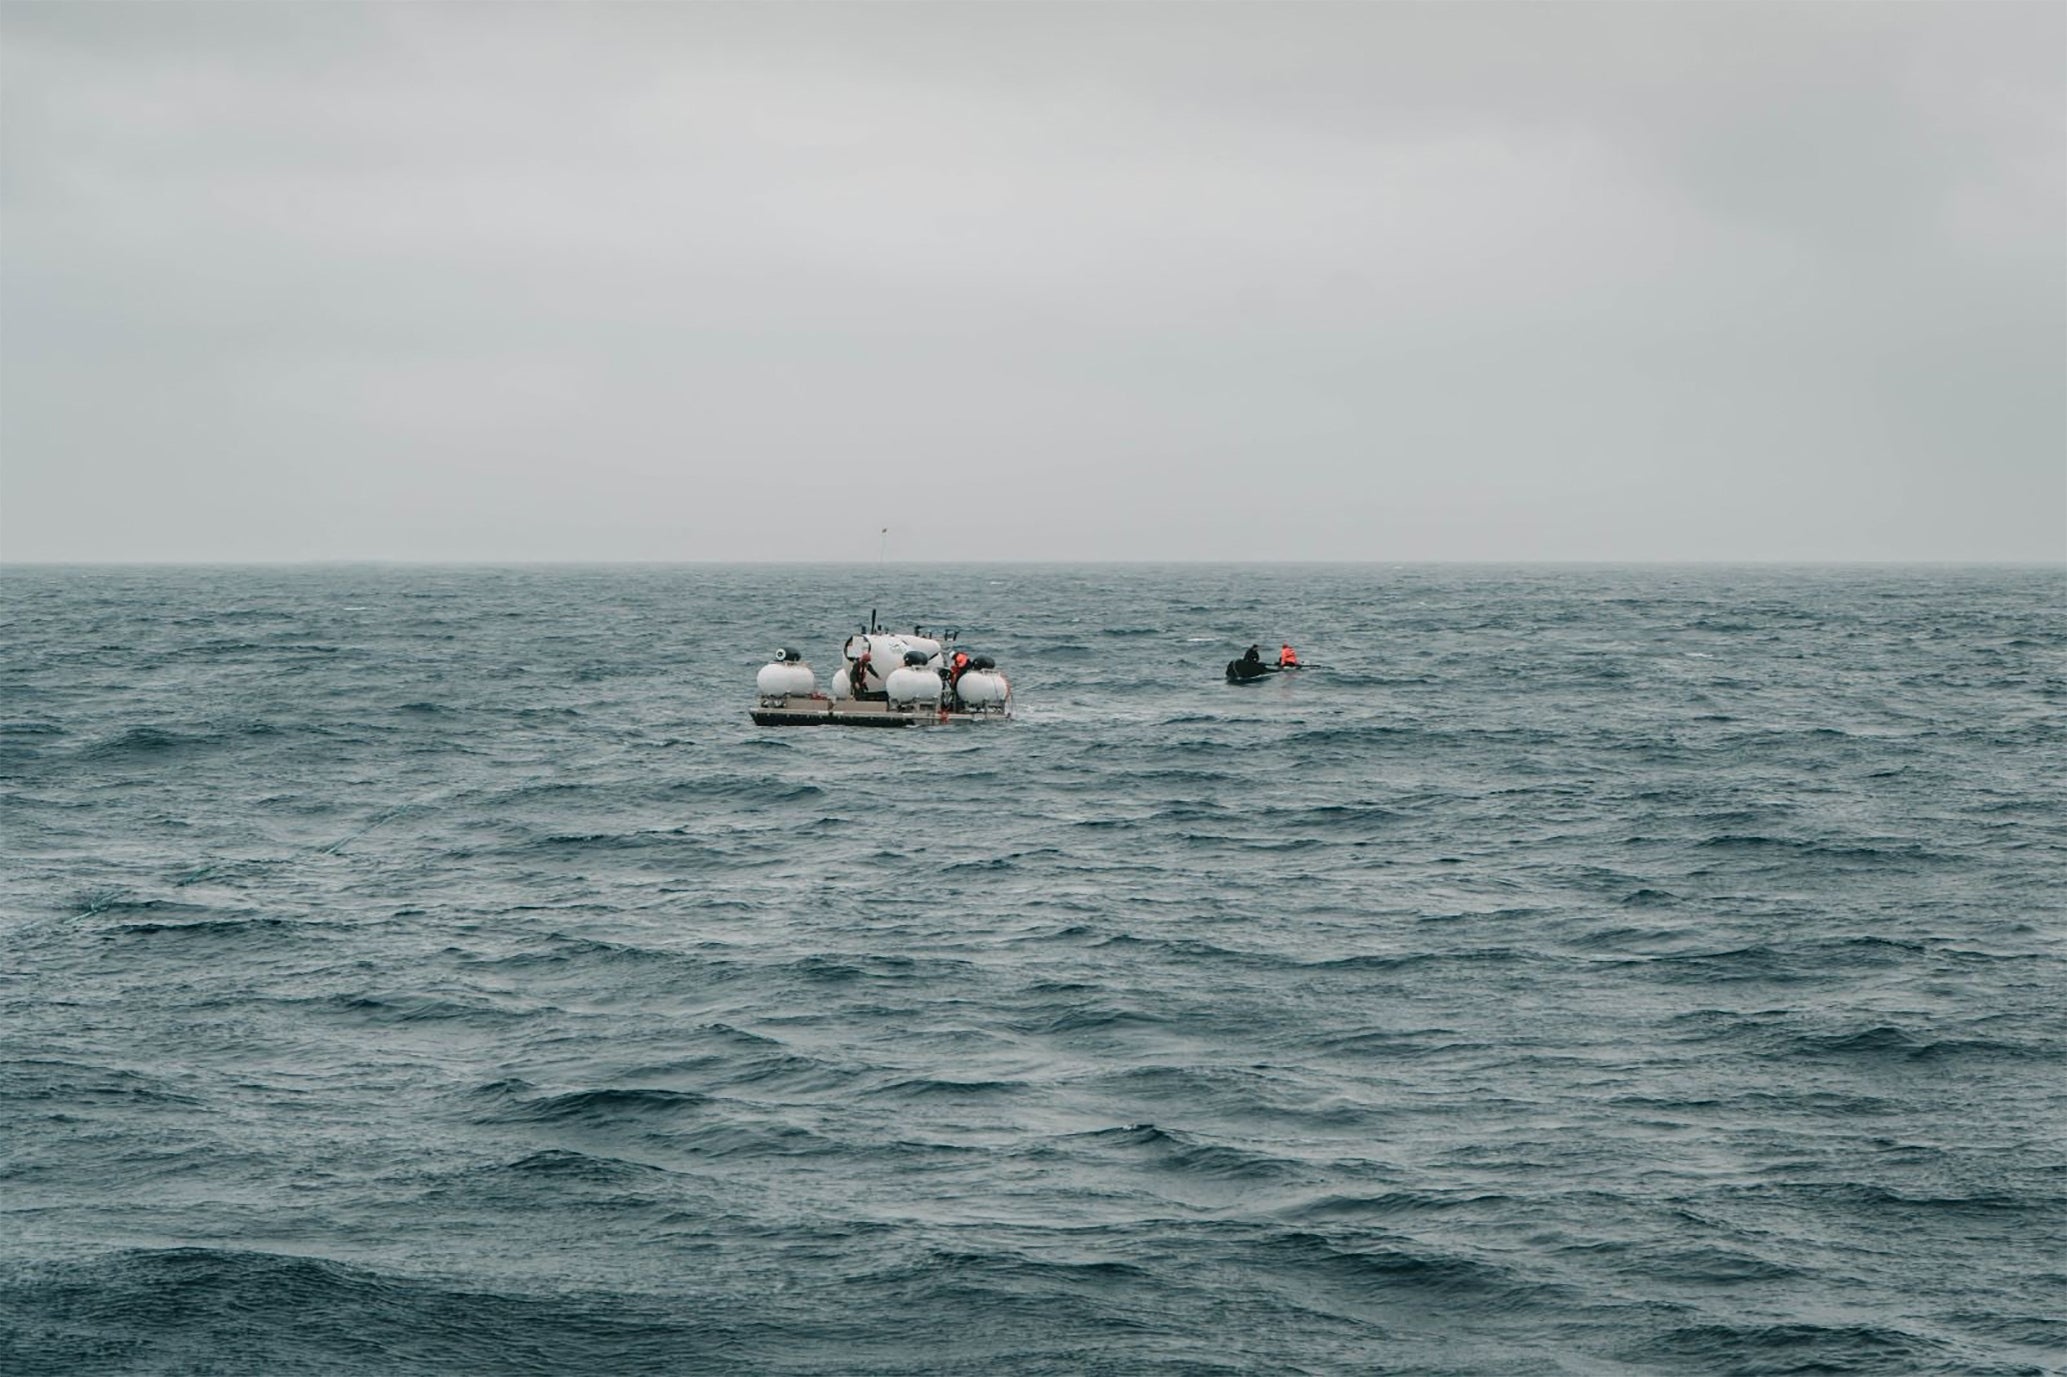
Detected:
left=884, top=665, right=943, bottom=705
left=845, top=633, right=944, bottom=671
left=895, top=634, right=943, bottom=664
left=954, top=669, right=1010, bottom=708
left=756, top=660, right=816, bottom=698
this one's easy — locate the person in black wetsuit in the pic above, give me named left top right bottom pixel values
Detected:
left=1228, top=643, right=1269, bottom=682
left=849, top=652, right=872, bottom=697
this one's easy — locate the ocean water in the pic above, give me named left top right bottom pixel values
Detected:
left=2, top=563, right=2062, bottom=1376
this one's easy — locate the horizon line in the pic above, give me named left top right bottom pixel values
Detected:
left=4, top=557, right=2063, bottom=570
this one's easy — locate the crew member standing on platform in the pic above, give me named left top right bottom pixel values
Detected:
left=849, top=651, right=872, bottom=697
left=1278, top=643, right=1300, bottom=667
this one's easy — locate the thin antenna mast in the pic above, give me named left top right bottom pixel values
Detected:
left=871, top=527, right=888, bottom=630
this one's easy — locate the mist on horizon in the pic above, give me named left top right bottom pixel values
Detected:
left=3, top=2, right=2062, bottom=563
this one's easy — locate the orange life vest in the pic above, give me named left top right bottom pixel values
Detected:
left=1279, top=645, right=1299, bottom=666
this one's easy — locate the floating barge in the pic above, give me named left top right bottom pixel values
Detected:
left=751, top=698, right=983, bottom=728
left=750, top=617, right=1012, bottom=728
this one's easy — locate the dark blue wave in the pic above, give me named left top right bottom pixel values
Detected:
left=4, top=563, right=2062, bottom=1375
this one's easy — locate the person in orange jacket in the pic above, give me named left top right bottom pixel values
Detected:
left=1278, top=643, right=1300, bottom=667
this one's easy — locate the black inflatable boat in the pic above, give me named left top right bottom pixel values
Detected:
left=1226, top=658, right=1300, bottom=683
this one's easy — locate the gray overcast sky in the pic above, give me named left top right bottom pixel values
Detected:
left=2, top=1, right=2061, bottom=562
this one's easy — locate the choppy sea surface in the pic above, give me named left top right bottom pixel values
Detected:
left=2, top=564, right=2063, bottom=1376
